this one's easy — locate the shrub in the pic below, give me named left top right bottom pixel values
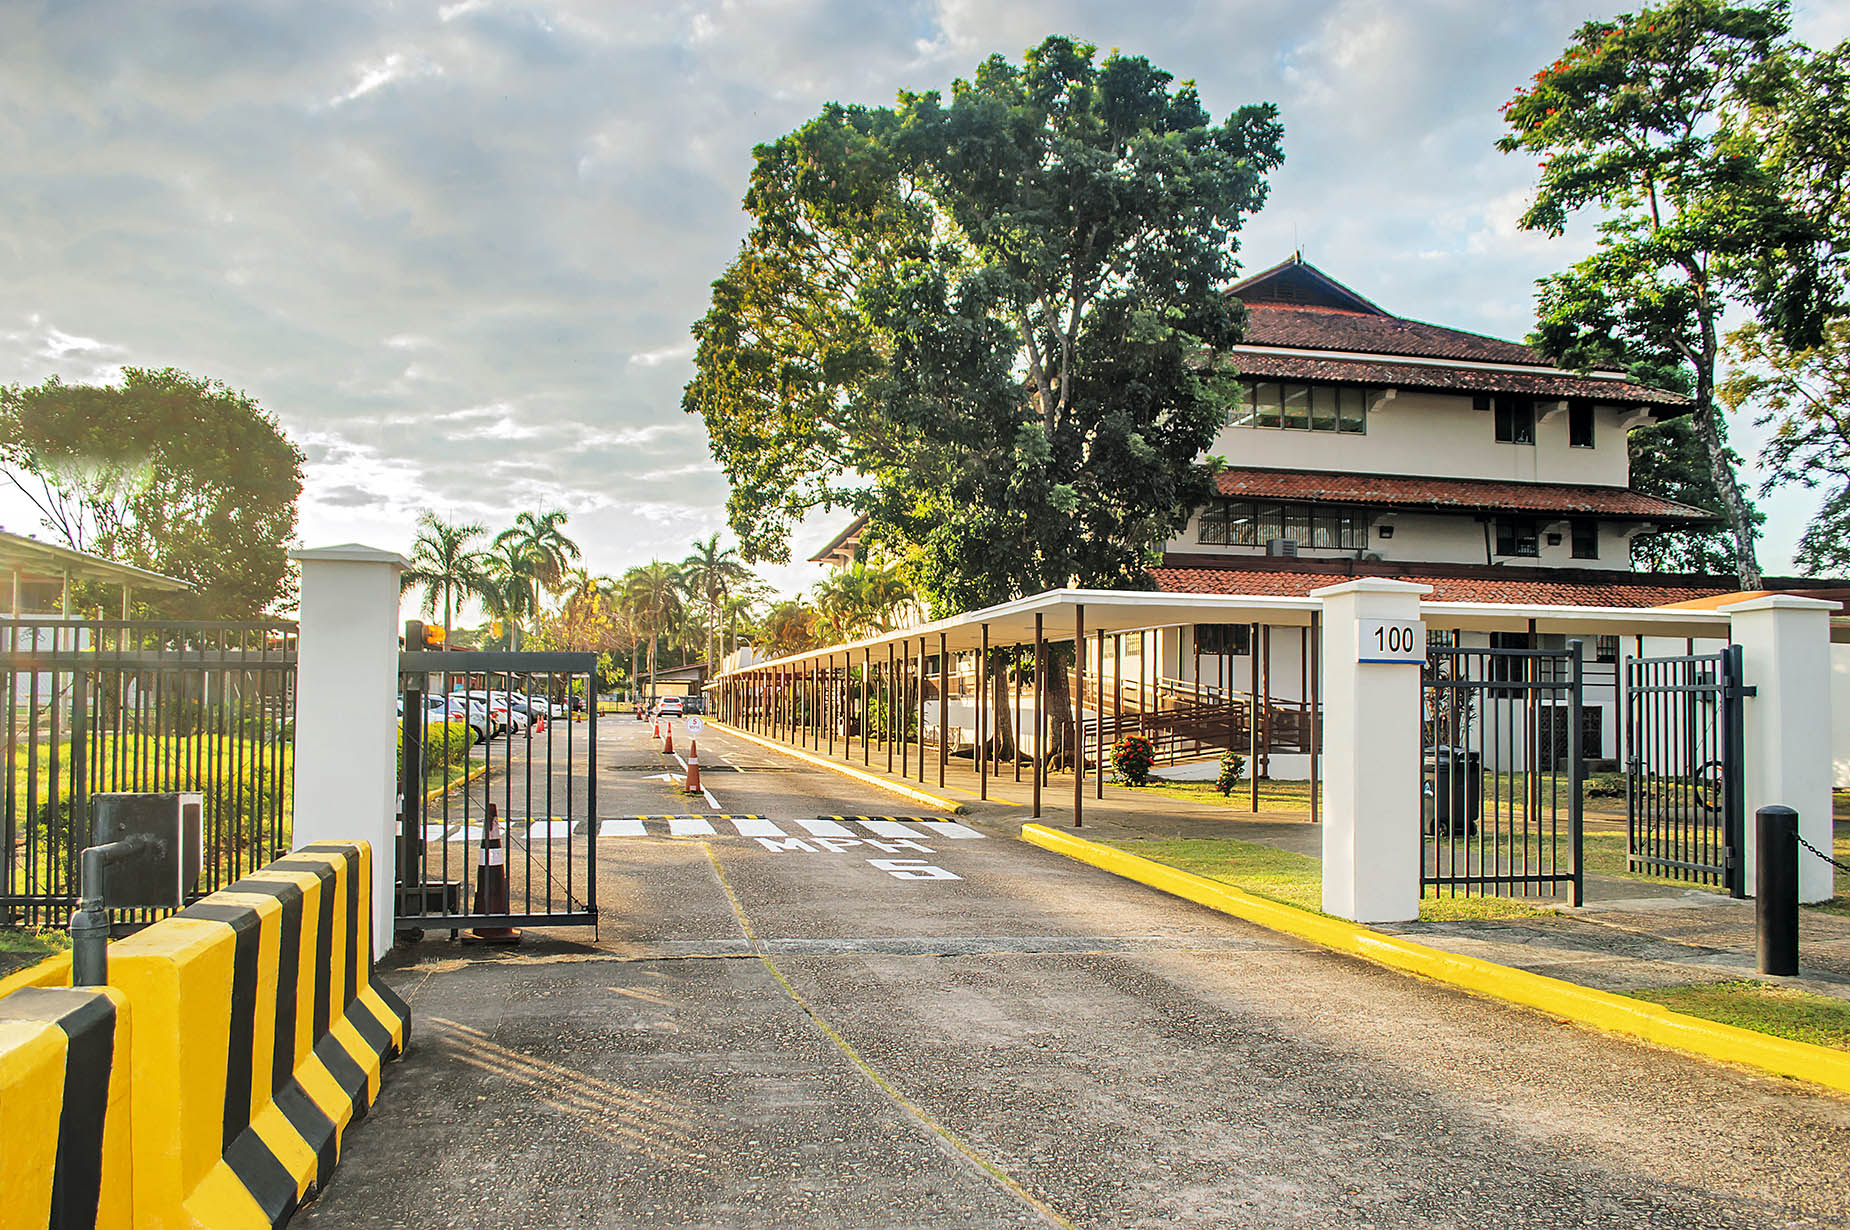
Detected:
left=1216, top=751, right=1246, bottom=796
left=397, top=719, right=475, bottom=780
left=1585, top=772, right=1627, bottom=799
left=1113, top=733, right=1155, bottom=786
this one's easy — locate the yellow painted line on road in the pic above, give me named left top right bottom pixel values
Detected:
left=706, top=720, right=968, bottom=815
left=701, top=843, right=1071, bottom=1229
left=1021, top=823, right=1850, bottom=1098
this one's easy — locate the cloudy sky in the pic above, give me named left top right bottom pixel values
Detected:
left=4, top=0, right=1848, bottom=608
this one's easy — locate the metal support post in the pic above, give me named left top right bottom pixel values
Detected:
left=1032, top=614, right=1044, bottom=818
left=1074, top=604, right=1085, bottom=828
left=1757, top=805, right=1800, bottom=976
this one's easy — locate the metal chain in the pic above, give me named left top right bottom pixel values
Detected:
left=1798, top=833, right=1850, bottom=875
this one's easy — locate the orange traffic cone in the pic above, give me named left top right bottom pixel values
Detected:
left=684, top=740, right=701, bottom=794
left=652, top=718, right=661, bottom=740
left=663, top=724, right=674, bottom=756
left=467, top=803, right=520, bottom=945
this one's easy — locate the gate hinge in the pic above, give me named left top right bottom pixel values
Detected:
left=1724, top=850, right=1738, bottom=870
left=1735, top=684, right=1758, bottom=698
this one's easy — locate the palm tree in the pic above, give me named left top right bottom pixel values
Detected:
left=759, top=599, right=818, bottom=657
left=482, top=536, right=542, bottom=649
left=681, top=534, right=753, bottom=673
left=400, top=512, right=489, bottom=643
left=495, top=509, right=581, bottom=611
left=623, top=561, right=685, bottom=702
left=812, top=562, right=919, bottom=641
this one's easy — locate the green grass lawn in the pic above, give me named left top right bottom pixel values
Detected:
left=0, top=928, right=68, bottom=980
left=1098, top=835, right=1556, bottom=922
left=1631, top=981, right=1850, bottom=1050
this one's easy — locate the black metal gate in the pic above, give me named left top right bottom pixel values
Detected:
left=1624, top=646, right=1747, bottom=896
left=2, top=618, right=297, bottom=927
left=396, top=649, right=598, bottom=933
left=1421, top=642, right=1584, bottom=904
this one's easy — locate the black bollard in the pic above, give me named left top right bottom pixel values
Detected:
left=1756, top=805, right=1799, bottom=976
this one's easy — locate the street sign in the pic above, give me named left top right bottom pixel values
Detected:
left=686, top=715, right=704, bottom=737
left=1357, top=618, right=1424, bottom=664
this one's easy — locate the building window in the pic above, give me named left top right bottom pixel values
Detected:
left=1198, top=499, right=1369, bottom=548
left=1595, top=635, right=1620, bottom=663
left=1569, top=401, right=1595, bottom=448
left=1572, top=520, right=1599, bottom=560
left=1196, top=624, right=1250, bottom=655
left=1494, top=396, right=1535, bottom=445
left=1236, top=381, right=1368, bottom=433
left=1120, top=631, right=1143, bottom=654
left=1495, top=517, right=1539, bottom=557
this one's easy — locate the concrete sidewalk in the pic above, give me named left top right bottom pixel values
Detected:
left=725, top=724, right=1850, bottom=1010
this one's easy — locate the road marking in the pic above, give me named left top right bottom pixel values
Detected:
left=861, top=820, right=926, bottom=839
left=794, top=818, right=854, bottom=837
left=526, top=820, right=575, bottom=839
left=729, top=817, right=785, bottom=837
left=701, top=785, right=720, bottom=809
left=668, top=815, right=716, bottom=837
left=868, top=858, right=960, bottom=881
left=597, top=818, right=648, bottom=838
left=918, top=821, right=984, bottom=840
left=674, top=753, right=689, bottom=770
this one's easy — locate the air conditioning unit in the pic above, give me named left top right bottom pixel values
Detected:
left=1266, top=538, right=1299, bottom=557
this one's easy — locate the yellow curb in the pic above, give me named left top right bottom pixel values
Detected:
left=709, top=721, right=967, bottom=815
left=1021, top=822, right=1850, bottom=1097
left=424, top=761, right=488, bottom=804
left=0, top=951, right=73, bottom=999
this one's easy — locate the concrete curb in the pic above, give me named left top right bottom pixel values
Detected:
left=1021, top=823, right=1850, bottom=1097
left=424, top=761, right=488, bottom=804
left=709, top=721, right=967, bottom=815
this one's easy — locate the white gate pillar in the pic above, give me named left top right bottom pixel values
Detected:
left=1313, top=578, right=1431, bottom=923
left=290, top=544, right=408, bottom=961
left=1722, top=595, right=1839, bottom=902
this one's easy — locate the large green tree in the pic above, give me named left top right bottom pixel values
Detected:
left=681, top=533, right=753, bottom=671
left=0, top=367, right=304, bottom=617
left=686, top=35, right=1282, bottom=610
left=1498, top=0, right=1823, bottom=586
left=400, top=512, right=489, bottom=642
left=686, top=37, right=1281, bottom=766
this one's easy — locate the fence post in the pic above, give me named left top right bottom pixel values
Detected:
left=1311, top=578, right=1431, bottom=923
left=1720, top=595, right=1838, bottom=902
left=290, top=544, right=408, bottom=961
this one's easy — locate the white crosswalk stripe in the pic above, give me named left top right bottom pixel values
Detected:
left=860, top=820, right=925, bottom=838
left=794, top=818, right=855, bottom=837
left=533, top=816, right=984, bottom=842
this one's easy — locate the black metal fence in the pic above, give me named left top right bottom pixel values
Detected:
left=2, top=619, right=297, bottom=927
left=397, top=650, right=598, bottom=933
left=1421, top=642, right=1584, bottom=904
left=1624, top=647, right=1746, bottom=896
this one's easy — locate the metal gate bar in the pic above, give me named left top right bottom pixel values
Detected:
left=1421, top=643, right=1584, bottom=904
left=1624, top=646, right=1746, bottom=896
left=397, top=649, right=598, bottom=931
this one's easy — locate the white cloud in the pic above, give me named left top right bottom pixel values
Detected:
left=627, top=342, right=695, bottom=368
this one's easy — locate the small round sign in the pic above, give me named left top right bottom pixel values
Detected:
left=685, top=715, right=703, bottom=736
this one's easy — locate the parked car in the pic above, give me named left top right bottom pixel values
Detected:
left=456, top=689, right=525, bottom=735
left=656, top=695, right=685, bottom=716
left=681, top=695, right=706, bottom=716
left=399, top=695, right=488, bottom=745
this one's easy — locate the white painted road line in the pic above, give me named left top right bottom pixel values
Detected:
left=597, top=818, right=648, bottom=838
left=526, top=820, right=575, bottom=839
left=701, top=785, right=720, bottom=809
left=795, top=818, right=855, bottom=837
left=674, top=753, right=689, bottom=770
left=861, top=820, right=927, bottom=839
left=729, top=817, right=786, bottom=837
left=917, top=821, right=984, bottom=840
left=669, top=815, right=717, bottom=836
left=421, top=825, right=452, bottom=843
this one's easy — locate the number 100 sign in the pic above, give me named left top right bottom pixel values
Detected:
left=1357, top=618, right=1425, bottom=664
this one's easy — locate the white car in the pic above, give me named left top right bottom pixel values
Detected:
left=657, top=696, right=685, bottom=717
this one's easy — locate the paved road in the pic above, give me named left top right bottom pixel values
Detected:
left=304, top=717, right=1850, bottom=1228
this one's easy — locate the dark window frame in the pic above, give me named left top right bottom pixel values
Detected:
left=1198, top=498, right=1369, bottom=549
left=1571, top=520, right=1599, bottom=560
left=1568, top=400, right=1595, bottom=448
left=1196, top=624, right=1251, bottom=655
left=1494, top=396, right=1536, bottom=445
left=1494, top=517, right=1540, bottom=557
left=1236, top=381, right=1369, bottom=434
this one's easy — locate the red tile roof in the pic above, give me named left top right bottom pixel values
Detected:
left=1228, top=348, right=1687, bottom=408
left=1210, top=467, right=1716, bottom=523
left=1240, top=302, right=1542, bottom=365
left=1151, top=566, right=1738, bottom=608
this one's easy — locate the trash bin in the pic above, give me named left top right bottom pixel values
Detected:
left=1432, top=746, right=1481, bottom=837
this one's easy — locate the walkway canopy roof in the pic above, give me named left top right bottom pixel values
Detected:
left=0, top=527, right=190, bottom=612
left=714, top=585, right=1778, bottom=679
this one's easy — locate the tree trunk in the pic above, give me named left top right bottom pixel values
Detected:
left=987, top=648, right=1017, bottom=762
left=1042, top=644, right=1078, bottom=773
left=1692, top=304, right=1763, bottom=587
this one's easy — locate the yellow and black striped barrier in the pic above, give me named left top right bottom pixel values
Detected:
left=815, top=815, right=954, bottom=824
left=0, top=839, right=409, bottom=1229
left=0, top=986, right=133, bottom=1230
